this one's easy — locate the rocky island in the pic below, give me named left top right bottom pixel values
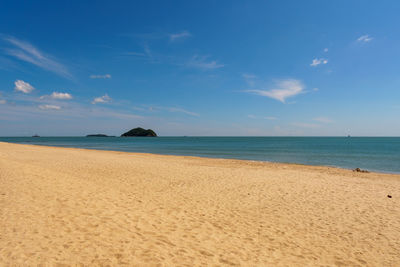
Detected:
left=121, top=127, right=157, bottom=137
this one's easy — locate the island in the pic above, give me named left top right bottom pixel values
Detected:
left=121, top=127, right=157, bottom=137
left=86, top=134, right=115, bottom=137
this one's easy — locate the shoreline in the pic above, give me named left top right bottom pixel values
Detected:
left=1, top=141, right=399, bottom=265
left=1, top=141, right=399, bottom=176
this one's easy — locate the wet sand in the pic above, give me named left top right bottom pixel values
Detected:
left=0, top=142, right=399, bottom=265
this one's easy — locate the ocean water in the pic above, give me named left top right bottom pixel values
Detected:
left=1, top=136, right=400, bottom=174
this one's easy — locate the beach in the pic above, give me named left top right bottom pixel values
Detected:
left=1, top=142, right=399, bottom=265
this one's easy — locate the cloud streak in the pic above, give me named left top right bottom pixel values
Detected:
left=166, top=107, right=199, bottom=117
left=169, top=31, right=191, bottom=42
left=186, top=55, right=224, bottom=70
left=147, top=106, right=199, bottom=117
left=245, top=79, right=305, bottom=103
left=90, top=74, right=111, bottom=79
left=39, top=104, right=61, bottom=110
left=3, top=36, right=71, bottom=78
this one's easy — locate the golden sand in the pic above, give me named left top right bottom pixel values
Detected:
left=0, top=142, right=399, bottom=266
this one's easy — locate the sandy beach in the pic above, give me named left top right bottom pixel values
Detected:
left=0, top=142, right=399, bottom=266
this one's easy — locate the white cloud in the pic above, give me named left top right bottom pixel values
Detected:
left=310, top=58, right=328, bottom=67
left=187, top=55, right=224, bottom=70
left=14, top=80, right=34, bottom=93
left=324, top=48, right=329, bottom=52
left=39, top=104, right=61, bottom=110
left=49, top=92, right=72, bottom=100
left=4, top=36, right=71, bottom=78
left=0, top=99, right=6, bottom=104
left=245, top=79, right=305, bottom=103
left=313, top=117, right=333, bottom=123
left=92, top=94, right=111, bottom=104
left=169, top=31, right=191, bottom=42
left=248, top=114, right=256, bottom=119
left=357, top=35, right=373, bottom=42
left=90, top=74, right=111, bottom=79
left=313, top=87, right=319, bottom=91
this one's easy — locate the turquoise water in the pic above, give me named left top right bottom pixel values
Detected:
left=1, top=137, right=400, bottom=174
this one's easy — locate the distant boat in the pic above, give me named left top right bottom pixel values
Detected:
left=347, top=135, right=351, bottom=138
left=32, top=134, right=40, bottom=137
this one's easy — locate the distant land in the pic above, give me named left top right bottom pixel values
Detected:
left=121, top=127, right=157, bottom=137
left=86, top=134, right=115, bottom=137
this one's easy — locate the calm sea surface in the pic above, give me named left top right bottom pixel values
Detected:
left=1, top=137, right=399, bottom=174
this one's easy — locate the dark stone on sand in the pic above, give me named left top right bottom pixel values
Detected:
left=353, top=168, right=369, bottom=173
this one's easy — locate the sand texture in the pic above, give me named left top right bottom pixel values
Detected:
left=0, top=142, right=399, bottom=266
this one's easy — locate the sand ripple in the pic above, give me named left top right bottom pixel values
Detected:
left=1, top=142, right=399, bottom=265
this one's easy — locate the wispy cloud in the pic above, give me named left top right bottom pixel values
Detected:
left=92, top=94, right=111, bottom=104
left=3, top=36, right=71, bottom=78
left=310, top=58, right=328, bottom=67
left=242, top=73, right=256, bottom=86
left=90, top=74, right=111, bottom=79
left=357, top=35, right=373, bottom=43
left=245, top=79, right=305, bottom=103
left=186, top=55, right=224, bottom=70
left=39, top=104, right=61, bottom=110
left=324, top=48, right=329, bottom=52
left=166, top=107, right=199, bottom=117
left=313, top=117, right=333, bottom=123
left=0, top=99, right=6, bottom=104
left=169, top=31, right=191, bottom=42
left=143, top=44, right=153, bottom=58
left=247, top=114, right=256, bottom=119
left=148, top=106, right=199, bottom=117
left=14, top=80, right=34, bottom=93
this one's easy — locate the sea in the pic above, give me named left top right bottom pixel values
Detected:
left=1, top=136, right=399, bottom=174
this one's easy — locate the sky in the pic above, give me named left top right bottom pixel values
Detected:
left=1, top=0, right=400, bottom=136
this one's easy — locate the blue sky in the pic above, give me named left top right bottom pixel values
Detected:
left=1, top=0, right=400, bottom=136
